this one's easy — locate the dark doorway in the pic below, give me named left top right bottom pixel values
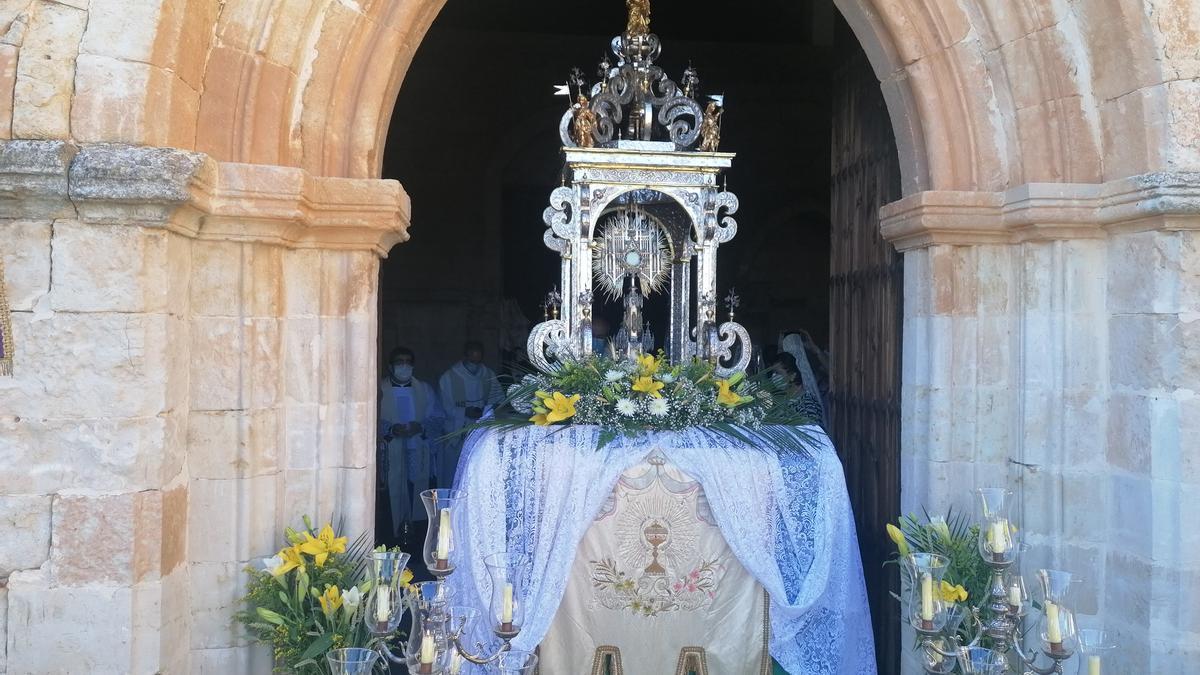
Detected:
left=378, top=2, right=902, bottom=670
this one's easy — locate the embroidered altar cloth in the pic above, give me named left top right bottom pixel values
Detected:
left=448, top=425, right=877, bottom=674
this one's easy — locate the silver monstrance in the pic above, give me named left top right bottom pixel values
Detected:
left=526, top=1, right=751, bottom=376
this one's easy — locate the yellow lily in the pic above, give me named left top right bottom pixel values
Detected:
left=715, top=379, right=743, bottom=407
left=271, top=544, right=306, bottom=577
left=532, top=391, right=580, bottom=424
left=636, top=353, right=660, bottom=376
left=632, top=376, right=665, bottom=398
left=886, top=523, right=909, bottom=556
left=939, top=580, right=968, bottom=603
left=300, top=524, right=348, bottom=568
left=318, top=584, right=343, bottom=617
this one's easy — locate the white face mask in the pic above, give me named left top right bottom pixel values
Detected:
left=392, top=364, right=413, bottom=381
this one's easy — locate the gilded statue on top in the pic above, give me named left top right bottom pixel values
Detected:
left=699, top=101, right=723, bottom=151
left=626, top=0, right=651, bottom=36
left=572, top=94, right=599, bottom=148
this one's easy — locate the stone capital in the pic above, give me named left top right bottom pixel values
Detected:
left=0, top=140, right=411, bottom=257
left=880, top=172, right=1200, bottom=250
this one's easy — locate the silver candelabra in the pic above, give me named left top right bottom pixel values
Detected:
left=901, top=488, right=1116, bottom=675
left=354, top=489, right=536, bottom=675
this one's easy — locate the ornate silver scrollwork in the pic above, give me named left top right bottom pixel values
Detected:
left=543, top=228, right=567, bottom=253
left=559, top=109, right=576, bottom=147
left=542, top=186, right=575, bottom=244
left=527, top=319, right=578, bottom=373
left=658, top=96, right=703, bottom=148
left=589, top=90, right=625, bottom=144
left=714, top=191, right=739, bottom=243
left=713, top=321, right=752, bottom=377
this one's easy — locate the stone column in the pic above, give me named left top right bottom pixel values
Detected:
left=0, top=141, right=408, bottom=673
left=882, top=174, right=1200, bottom=672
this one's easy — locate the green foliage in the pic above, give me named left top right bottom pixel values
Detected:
left=896, top=508, right=992, bottom=606
left=457, top=352, right=820, bottom=453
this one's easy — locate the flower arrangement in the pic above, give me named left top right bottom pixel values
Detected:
left=236, top=518, right=411, bottom=673
left=477, top=352, right=818, bottom=450
left=885, top=509, right=997, bottom=642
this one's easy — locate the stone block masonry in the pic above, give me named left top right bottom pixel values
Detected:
left=0, top=139, right=407, bottom=673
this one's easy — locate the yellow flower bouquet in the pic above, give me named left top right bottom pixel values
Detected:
left=236, top=517, right=411, bottom=673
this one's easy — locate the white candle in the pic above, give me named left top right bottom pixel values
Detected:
left=991, top=519, right=1009, bottom=554
left=920, top=572, right=934, bottom=622
left=449, top=651, right=463, bottom=675
left=375, top=586, right=390, bottom=623
left=502, top=582, right=514, bottom=624
left=436, top=508, right=452, bottom=561
left=419, top=630, right=436, bottom=664
left=1045, top=601, right=1062, bottom=643
left=1088, top=655, right=1101, bottom=675
left=1008, top=582, right=1022, bottom=610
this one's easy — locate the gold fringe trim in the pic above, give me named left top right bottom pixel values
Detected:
left=675, top=647, right=708, bottom=675
left=590, top=646, right=623, bottom=675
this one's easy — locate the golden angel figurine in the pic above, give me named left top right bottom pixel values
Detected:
left=572, top=94, right=599, bottom=148
left=699, top=101, right=723, bottom=151
left=626, top=0, right=651, bottom=36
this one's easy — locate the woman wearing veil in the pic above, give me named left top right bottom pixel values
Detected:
left=780, top=331, right=829, bottom=429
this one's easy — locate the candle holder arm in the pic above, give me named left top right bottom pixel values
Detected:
left=919, top=636, right=962, bottom=659
left=375, top=636, right=410, bottom=665
left=450, top=635, right=513, bottom=665
left=1009, top=638, right=1062, bottom=675
left=447, top=617, right=514, bottom=665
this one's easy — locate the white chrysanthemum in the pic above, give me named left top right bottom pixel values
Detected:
left=648, top=398, right=669, bottom=417
left=604, top=369, right=625, bottom=382
left=658, top=372, right=676, bottom=383
left=615, top=398, right=637, bottom=416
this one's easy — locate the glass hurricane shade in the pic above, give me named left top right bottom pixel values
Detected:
left=1077, top=629, right=1117, bottom=675
left=422, top=489, right=467, bottom=573
left=364, top=550, right=411, bottom=634
left=958, top=646, right=1007, bottom=675
left=975, top=488, right=1016, bottom=563
left=495, top=649, right=539, bottom=674
left=904, top=552, right=952, bottom=632
left=326, top=648, right=380, bottom=675
left=484, top=553, right=527, bottom=634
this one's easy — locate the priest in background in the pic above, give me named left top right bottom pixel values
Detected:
left=379, top=346, right=444, bottom=540
left=438, top=340, right=503, bottom=487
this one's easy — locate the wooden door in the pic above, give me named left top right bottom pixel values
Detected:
left=828, top=28, right=904, bottom=674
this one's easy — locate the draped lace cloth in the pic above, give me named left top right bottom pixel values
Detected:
left=448, top=425, right=877, bottom=674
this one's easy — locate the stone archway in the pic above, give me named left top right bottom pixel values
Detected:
left=0, top=0, right=1197, bottom=672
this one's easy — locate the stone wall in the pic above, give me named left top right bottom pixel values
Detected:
left=0, top=140, right=407, bottom=673
left=884, top=175, right=1200, bottom=672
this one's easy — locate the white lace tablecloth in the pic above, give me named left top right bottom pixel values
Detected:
left=447, top=425, right=877, bottom=674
